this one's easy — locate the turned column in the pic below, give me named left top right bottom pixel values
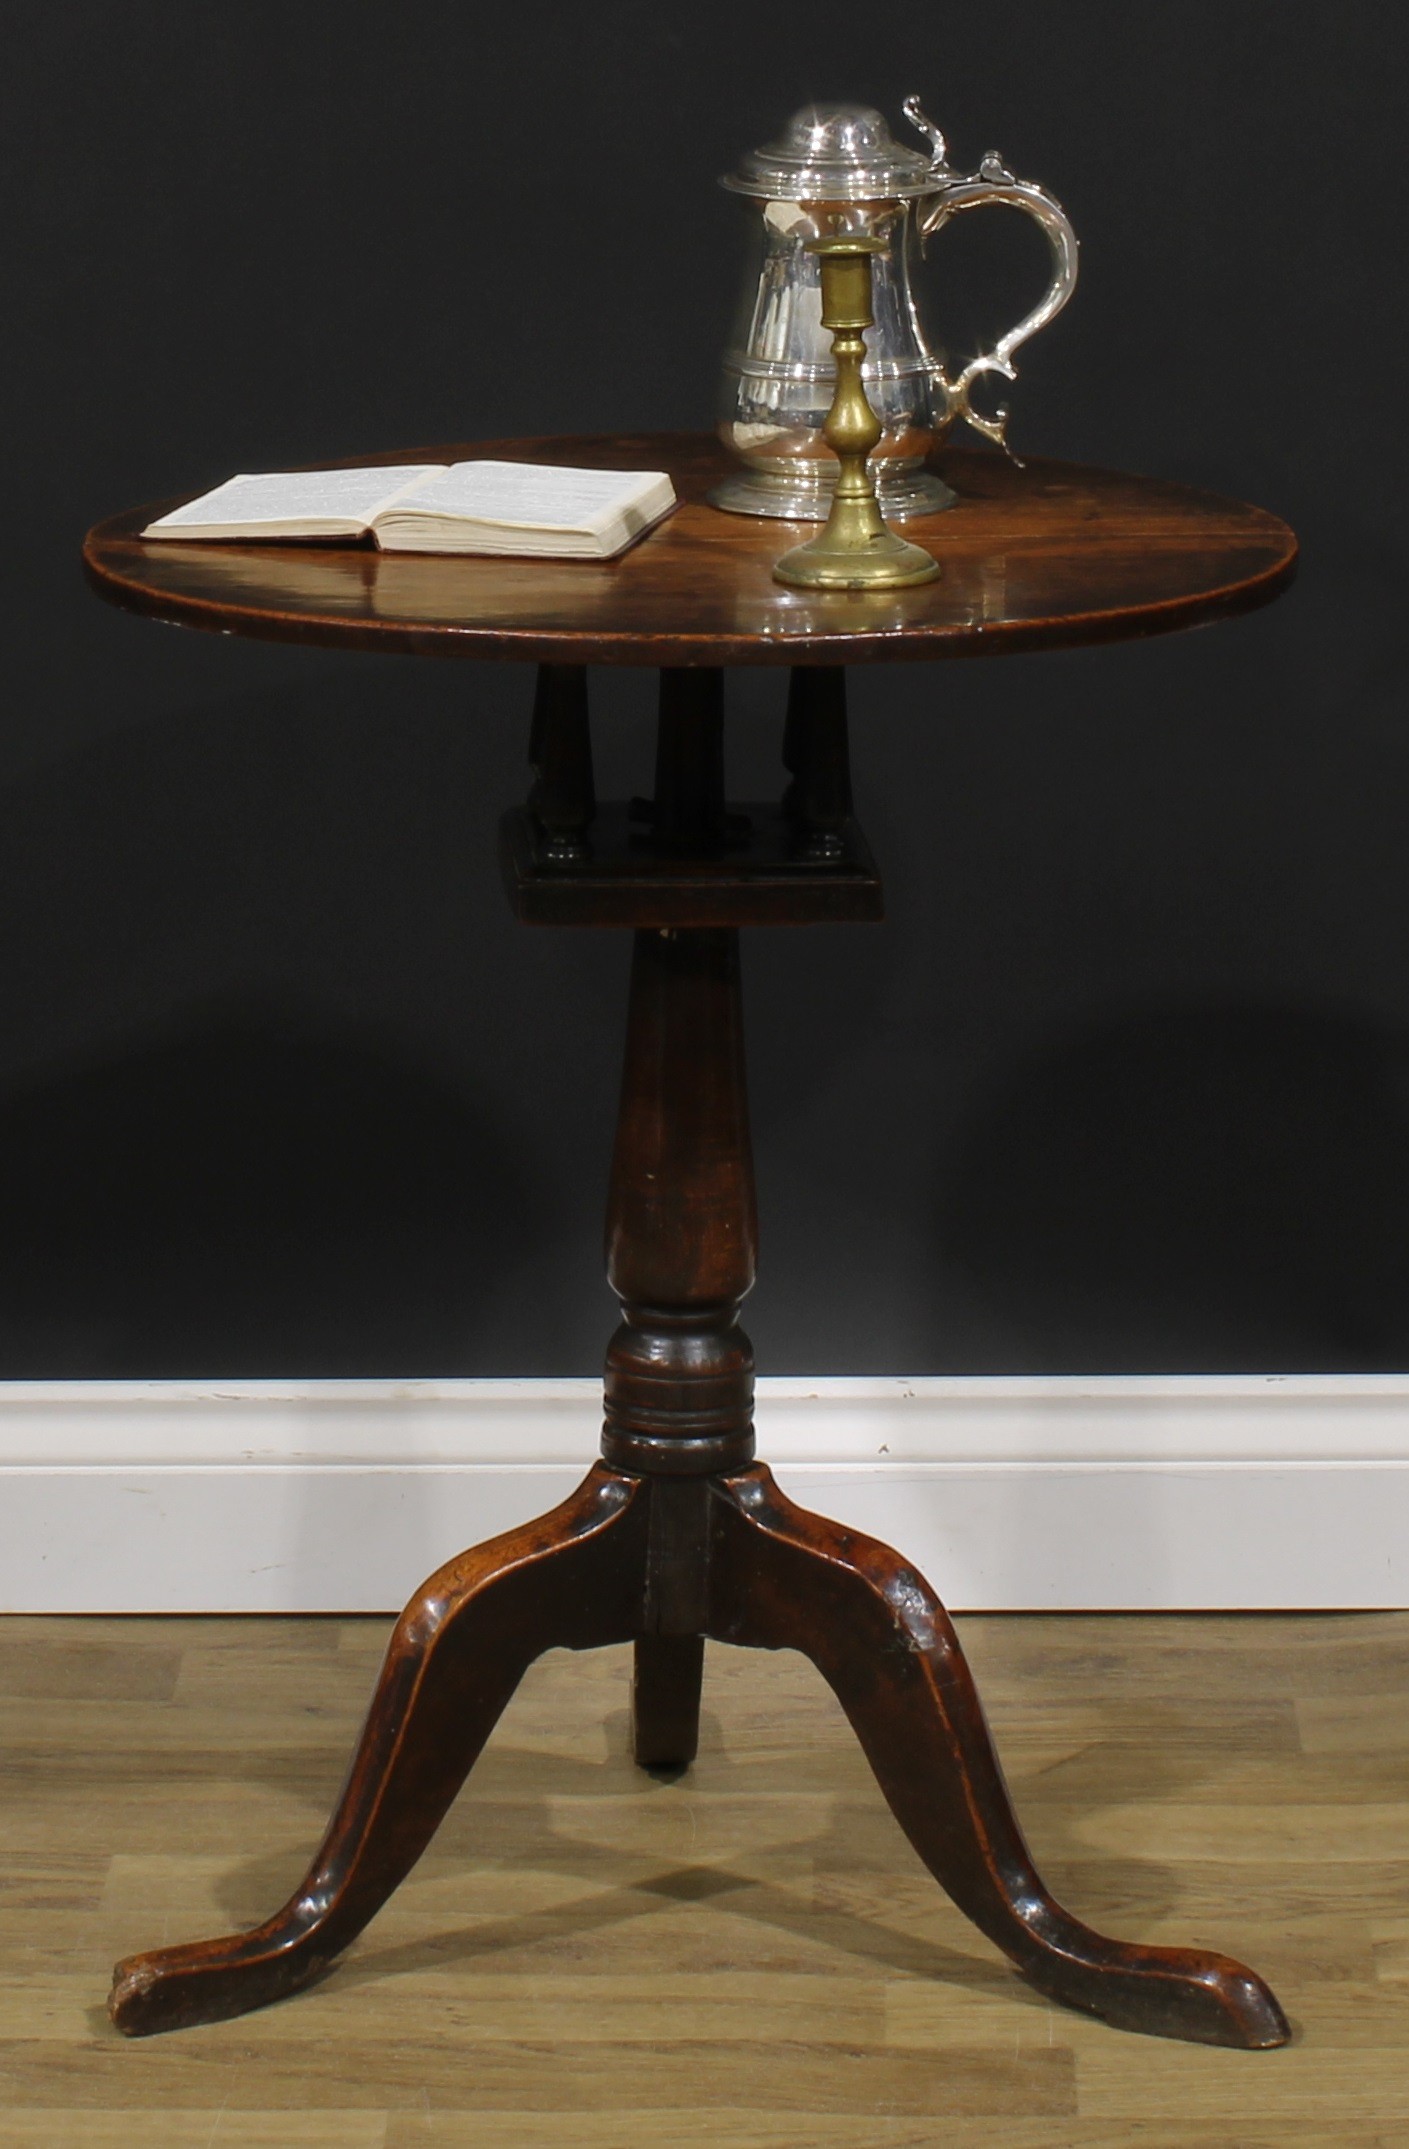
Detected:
left=602, top=920, right=757, bottom=1481
left=599, top=670, right=758, bottom=1765
left=602, top=921, right=756, bottom=1765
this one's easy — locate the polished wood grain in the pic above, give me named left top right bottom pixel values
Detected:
left=6, top=1610, right=1409, bottom=2140
left=83, top=434, right=1298, bottom=667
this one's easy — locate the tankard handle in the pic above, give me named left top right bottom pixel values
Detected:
left=903, top=97, right=1079, bottom=456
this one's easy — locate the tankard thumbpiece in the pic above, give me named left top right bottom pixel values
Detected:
left=714, top=97, right=1078, bottom=521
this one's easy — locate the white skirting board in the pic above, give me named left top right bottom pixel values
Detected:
left=1, top=1374, right=1407, bottom=1614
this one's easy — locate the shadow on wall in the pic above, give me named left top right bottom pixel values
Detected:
left=938, top=1003, right=1409, bottom=1372
left=0, top=1011, right=545, bottom=1376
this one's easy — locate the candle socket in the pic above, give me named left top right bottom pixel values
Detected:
left=773, top=237, right=941, bottom=591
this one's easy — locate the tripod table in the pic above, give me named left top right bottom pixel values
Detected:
left=84, top=432, right=1298, bottom=2049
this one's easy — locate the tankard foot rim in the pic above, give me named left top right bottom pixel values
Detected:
left=707, top=468, right=957, bottom=521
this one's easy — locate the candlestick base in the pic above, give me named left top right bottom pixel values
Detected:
left=773, top=522, right=940, bottom=590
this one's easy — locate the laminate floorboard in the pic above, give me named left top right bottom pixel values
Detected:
left=2, top=1610, right=1408, bottom=2145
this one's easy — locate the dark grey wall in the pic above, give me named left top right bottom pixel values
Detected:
left=7, top=2, right=1407, bottom=1375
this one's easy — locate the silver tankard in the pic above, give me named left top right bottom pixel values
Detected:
left=713, top=98, right=1078, bottom=519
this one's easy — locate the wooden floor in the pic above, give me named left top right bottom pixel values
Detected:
left=3, top=1608, right=1409, bottom=2145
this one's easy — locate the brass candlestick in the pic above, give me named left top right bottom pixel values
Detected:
left=773, top=236, right=941, bottom=590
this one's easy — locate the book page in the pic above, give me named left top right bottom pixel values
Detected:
left=380, top=461, right=668, bottom=536
left=144, top=465, right=445, bottom=534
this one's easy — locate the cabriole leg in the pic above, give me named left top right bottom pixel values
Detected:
left=707, top=1464, right=1290, bottom=2051
left=632, top=1635, right=706, bottom=1771
left=110, top=1469, right=647, bottom=2036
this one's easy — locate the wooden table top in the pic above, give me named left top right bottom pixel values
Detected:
left=83, top=432, right=1297, bottom=669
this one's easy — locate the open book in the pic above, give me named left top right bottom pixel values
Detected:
left=142, top=461, right=677, bottom=560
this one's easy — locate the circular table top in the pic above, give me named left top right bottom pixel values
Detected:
left=84, top=432, right=1297, bottom=669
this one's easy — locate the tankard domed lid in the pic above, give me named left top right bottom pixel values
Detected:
left=720, top=102, right=942, bottom=202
